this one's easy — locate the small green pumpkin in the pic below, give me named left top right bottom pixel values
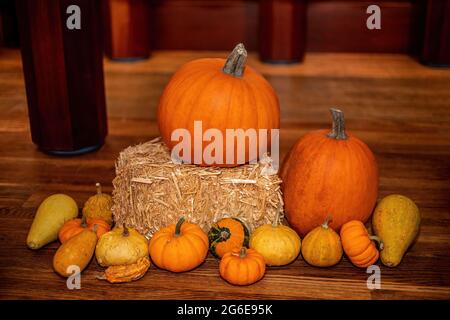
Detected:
left=208, top=217, right=250, bottom=258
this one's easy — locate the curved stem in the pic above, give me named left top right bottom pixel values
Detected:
left=369, top=235, right=384, bottom=250
left=96, top=182, right=102, bottom=195
left=328, top=109, right=338, bottom=137
left=327, top=108, right=348, bottom=140
left=223, top=43, right=247, bottom=77
left=122, top=223, right=129, bottom=237
left=321, top=215, right=332, bottom=229
left=81, top=215, right=87, bottom=228
left=272, top=205, right=281, bottom=228
left=175, top=216, right=185, bottom=237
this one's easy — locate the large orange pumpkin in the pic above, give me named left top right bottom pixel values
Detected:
left=157, top=43, right=280, bottom=167
left=281, top=108, right=379, bottom=237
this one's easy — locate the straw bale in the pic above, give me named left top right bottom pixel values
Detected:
left=112, top=138, right=283, bottom=237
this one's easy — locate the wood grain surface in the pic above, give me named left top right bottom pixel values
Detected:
left=0, top=49, right=449, bottom=299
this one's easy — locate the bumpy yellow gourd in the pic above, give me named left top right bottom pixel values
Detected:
left=372, top=194, right=420, bottom=267
left=250, top=209, right=301, bottom=266
left=301, top=218, right=343, bottom=267
left=82, top=183, right=113, bottom=225
left=95, top=225, right=148, bottom=267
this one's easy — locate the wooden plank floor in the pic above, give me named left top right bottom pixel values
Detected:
left=0, top=49, right=449, bottom=299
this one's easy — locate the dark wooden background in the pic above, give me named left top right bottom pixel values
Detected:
left=0, top=0, right=428, bottom=53
left=146, top=0, right=424, bottom=53
left=3, top=0, right=449, bottom=64
left=5, top=0, right=449, bottom=64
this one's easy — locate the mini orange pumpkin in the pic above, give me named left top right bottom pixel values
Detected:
left=149, top=217, right=208, bottom=272
left=340, top=220, right=383, bottom=268
left=219, top=247, right=266, bottom=286
left=208, top=217, right=250, bottom=258
left=58, top=216, right=110, bottom=243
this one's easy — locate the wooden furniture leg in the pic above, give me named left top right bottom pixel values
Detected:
left=16, top=0, right=107, bottom=155
left=259, top=0, right=307, bottom=63
left=421, top=0, right=450, bottom=66
left=103, top=0, right=151, bottom=60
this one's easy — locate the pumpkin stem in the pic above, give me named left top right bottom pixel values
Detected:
left=122, top=224, right=129, bottom=237
left=223, top=43, right=247, bottom=77
left=81, top=215, right=88, bottom=228
left=369, top=235, right=384, bottom=250
left=272, top=205, right=281, bottom=228
left=321, top=216, right=332, bottom=229
left=175, top=216, right=186, bottom=237
left=92, top=224, right=98, bottom=233
left=219, top=230, right=230, bottom=240
left=96, top=182, right=102, bottom=195
left=327, top=108, right=348, bottom=140
left=239, top=247, right=247, bottom=258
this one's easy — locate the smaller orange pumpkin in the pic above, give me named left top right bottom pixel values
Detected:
left=340, top=220, right=383, bottom=268
left=58, top=216, right=110, bottom=243
left=219, top=247, right=266, bottom=286
left=149, top=216, right=208, bottom=272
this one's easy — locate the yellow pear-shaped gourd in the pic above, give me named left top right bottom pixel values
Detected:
left=250, top=208, right=301, bottom=266
left=53, top=227, right=98, bottom=277
left=95, top=224, right=148, bottom=267
left=27, top=194, right=78, bottom=249
left=372, top=194, right=420, bottom=267
left=82, top=183, right=113, bottom=225
left=301, top=218, right=343, bottom=267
